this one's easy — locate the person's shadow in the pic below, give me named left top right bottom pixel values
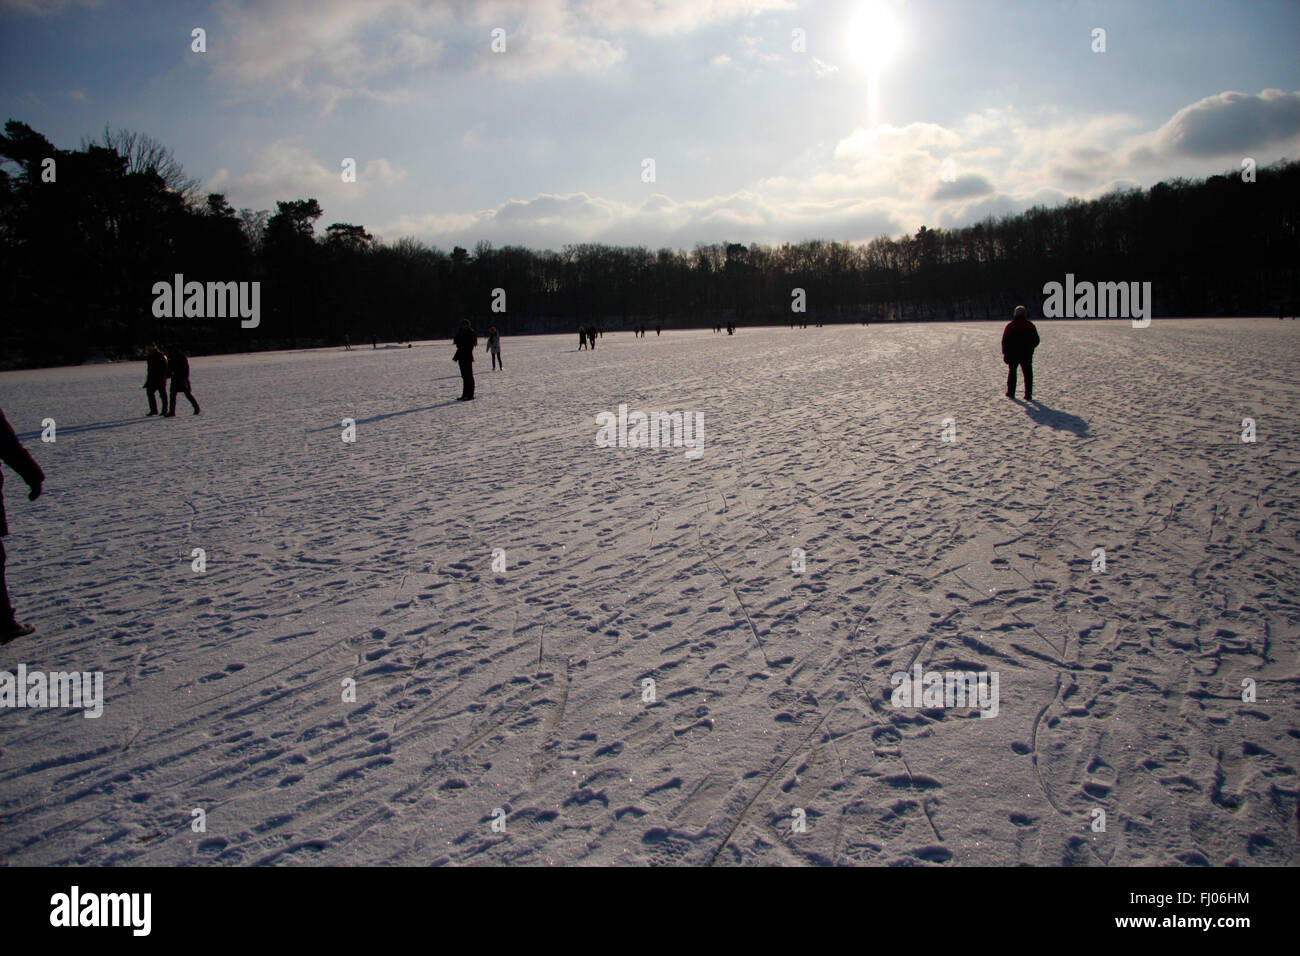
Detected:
left=1015, top=398, right=1091, bottom=437
left=306, top=400, right=461, bottom=433
left=16, top=417, right=156, bottom=440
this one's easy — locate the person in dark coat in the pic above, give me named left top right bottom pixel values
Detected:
left=453, top=320, right=477, bottom=400
left=1002, top=305, right=1040, bottom=400
left=0, top=409, right=44, bottom=642
left=578, top=326, right=587, bottom=350
left=164, top=345, right=201, bottom=416
left=143, top=343, right=169, bottom=416
left=587, top=326, right=597, bottom=350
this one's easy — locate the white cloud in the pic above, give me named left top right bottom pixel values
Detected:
left=207, top=0, right=792, bottom=101
left=574, top=0, right=794, bottom=35
left=210, top=0, right=448, bottom=109
left=206, top=139, right=406, bottom=210
left=214, top=86, right=1300, bottom=251
left=373, top=187, right=900, bottom=249
left=477, top=28, right=626, bottom=80
left=1146, top=88, right=1300, bottom=158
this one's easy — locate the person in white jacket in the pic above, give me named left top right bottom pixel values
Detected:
left=485, top=327, right=503, bottom=371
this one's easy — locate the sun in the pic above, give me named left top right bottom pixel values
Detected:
left=844, top=0, right=903, bottom=74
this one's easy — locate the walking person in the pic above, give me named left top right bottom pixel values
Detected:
left=578, top=326, right=587, bottom=350
left=588, top=327, right=597, bottom=350
left=453, top=319, right=477, bottom=400
left=486, top=326, right=503, bottom=371
left=0, top=408, right=44, bottom=643
left=1002, top=305, right=1040, bottom=400
left=142, top=342, right=169, bottom=416
left=164, top=345, right=200, bottom=416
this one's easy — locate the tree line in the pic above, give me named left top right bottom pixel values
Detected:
left=2, top=119, right=1297, bottom=368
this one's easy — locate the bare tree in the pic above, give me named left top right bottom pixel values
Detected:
left=238, top=208, right=270, bottom=254
left=88, top=125, right=201, bottom=201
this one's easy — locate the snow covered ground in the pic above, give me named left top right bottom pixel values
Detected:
left=0, top=319, right=1297, bottom=866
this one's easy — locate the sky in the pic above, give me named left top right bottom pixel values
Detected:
left=2, top=0, right=1298, bottom=252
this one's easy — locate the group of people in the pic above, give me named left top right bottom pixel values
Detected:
left=578, top=325, right=601, bottom=349
left=0, top=306, right=1043, bottom=643
left=451, top=323, right=504, bottom=399
left=142, top=343, right=200, bottom=417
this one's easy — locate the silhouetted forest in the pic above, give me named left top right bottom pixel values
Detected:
left=2, top=119, right=1297, bottom=368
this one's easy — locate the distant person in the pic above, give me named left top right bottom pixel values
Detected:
left=142, top=342, right=169, bottom=416
left=656, top=325, right=661, bottom=336
left=0, top=408, right=44, bottom=643
left=588, top=327, right=597, bottom=350
left=1002, top=305, right=1040, bottom=400
left=344, top=333, right=352, bottom=351
left=453, top=320, right=477, bottom=400
left=578, top=326, right=587, bottom=350
left=164, top=345, right=200, bottom=417
left=485, top=326, right=503, bottom=370
left=372, top=337, right=377, bottom=349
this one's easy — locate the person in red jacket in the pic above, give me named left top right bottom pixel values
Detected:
left=1002, top=305, right=1040, bottom=400
left=0, top=409, right=44, bottom=642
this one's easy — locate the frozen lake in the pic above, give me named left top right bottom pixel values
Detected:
left=1, top=319, right=1297, bottom=865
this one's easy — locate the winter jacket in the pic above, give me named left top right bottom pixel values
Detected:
left=0, top=409, right=44, bottom=537
left=168, top=351, right=191, bottom=385
left=1002, top=317, right=1040, bottom=361
left=144, top=351, right=169, bottom=388
left=453, top=328, right=477, bottom=363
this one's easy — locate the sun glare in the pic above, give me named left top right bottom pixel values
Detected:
left=845, top=0, right=903, bottom=74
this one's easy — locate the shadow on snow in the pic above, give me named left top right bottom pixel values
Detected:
left=307, top=400, right=463, bottom=432
left=1015, top=398, right=1091, bottom=437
